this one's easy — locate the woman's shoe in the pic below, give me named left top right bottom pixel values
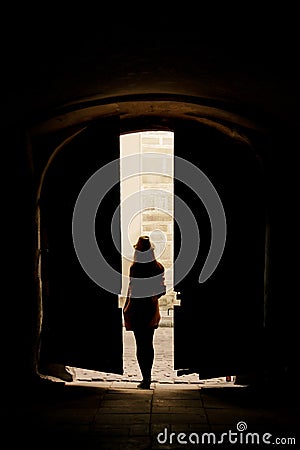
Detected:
left=137, top=380, right=151, bottom=389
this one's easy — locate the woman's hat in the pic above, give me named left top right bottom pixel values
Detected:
left=133, top=235, right=153, bottom=252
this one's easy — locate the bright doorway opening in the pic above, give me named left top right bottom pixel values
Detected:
left=119, top=130, right=184, bottom=383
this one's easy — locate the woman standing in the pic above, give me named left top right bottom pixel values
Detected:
left=123, top=235, right=166, bottom=389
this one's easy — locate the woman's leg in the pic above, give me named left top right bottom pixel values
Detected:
left=133, top=328, right=155, bottom=385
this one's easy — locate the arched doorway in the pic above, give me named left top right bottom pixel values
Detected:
left=34, top=98, right=266, bottom=382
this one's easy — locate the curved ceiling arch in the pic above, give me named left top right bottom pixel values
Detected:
left=34, top=93, right=265, bottom=211
left=30, top=94, right=264, bottom=140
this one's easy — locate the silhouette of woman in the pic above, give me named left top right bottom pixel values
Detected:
left=123, top=235, right=166, bottom=389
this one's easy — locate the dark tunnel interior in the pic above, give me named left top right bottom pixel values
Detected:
left=2, top=18, right=300, bottom=446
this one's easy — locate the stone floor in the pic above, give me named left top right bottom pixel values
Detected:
left=2, top=315, right=299, bottom=448
left=2, top=379, right=299, bottom=449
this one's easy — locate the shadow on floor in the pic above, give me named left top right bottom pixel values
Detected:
left=1, top=380, right=299, bottom=449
